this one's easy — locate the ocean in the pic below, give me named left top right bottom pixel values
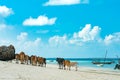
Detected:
left=46, top=58, right=119, bottom=69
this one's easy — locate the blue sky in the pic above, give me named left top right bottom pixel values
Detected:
left=0, top=0, right=120, bottom=58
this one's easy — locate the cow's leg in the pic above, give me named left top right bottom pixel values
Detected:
left=44, top=62, right=46, bottom=67
left=75, top=65, right=78, bottom=71
left=16, top=59, right=18, bottom=64
left=61, top=64, right=63, bottom=69
left=27, top=60, right=28, bottom=65
left=38, top=62, right=40, bottom=66
left=60, top=64, right=61, bottom=69
left=64, top=65, right=66, bottom=70
left=58, top=64, right=60, bottom=69
left=69, top=66, right=71, bottom=71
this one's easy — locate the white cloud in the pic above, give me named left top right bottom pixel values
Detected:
left=44, top=0, right=89, bottom=6
left=14, top=37, right=42, bottom=55
left=104, top=32, right=120, bottom=45
left=104, top=35, right=113, bottom=45
left=23, top=38, right=41, bottom=49
left=17, top=32, right=28, bottom=41
left=0, top=40, right=12, bottom=45
left=49, top=35, right=68, bottom=47
left=0, top=23, right=14, bottom=31
left=0, top=6, right=14, bottom=32
left=0, top=5, right=13, bottom=17
left=1, top=24, right=120, bottom=58
left=0, top=24, right=6, bottom=30
left=23, top=15, right=57, bottom=26
left=16, top=33, right=42, bottom=54
left=48, top=24, right=101, bottom=46
left=69, top=24, right=101, bottom=45
left=89, top=26, right=101, bottom=40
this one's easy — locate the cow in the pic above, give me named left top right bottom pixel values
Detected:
left=37, top=57, right=46, bottom=67
left=63, top=60, right=71, bottom=70
left=70, top=62, right=78, bottom=71
left=63, top=60, right=78, bottom=71
left=56, top=58, right=65, bottom=69
left=31, top=55, right=37, bottom=66
left=19, top=52, right=25, bottom=64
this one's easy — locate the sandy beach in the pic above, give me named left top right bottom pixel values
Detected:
left=0, top=61, right=120, bottom=80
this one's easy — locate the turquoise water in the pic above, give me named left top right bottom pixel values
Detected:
left=46, top=58, right=118, bottom=69
left=70, top=60, right=116, bottom=69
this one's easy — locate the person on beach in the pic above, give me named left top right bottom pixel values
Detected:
left=114, top=59, right=120, bottom=70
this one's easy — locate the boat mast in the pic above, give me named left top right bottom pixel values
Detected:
left=104, top=50, right=107, bottom=64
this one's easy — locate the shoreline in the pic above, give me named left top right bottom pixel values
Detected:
left=47, top=61, right=116, bottom=71
left=0, top=61, right=120, bottom=80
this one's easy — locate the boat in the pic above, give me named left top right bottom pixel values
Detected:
left=92, top=50, right=113, bottom=65
left=49, top=60, right=54, bottom=62
left=96, top=64, right=104, bottom=67
left=92, top=61, right=113, bottom=64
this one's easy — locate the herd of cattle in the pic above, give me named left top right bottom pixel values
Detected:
left=15, top=51, right=46, bottom=67
left=14, top=52, right=78, bottom=71
left=56, top=58, right=78, bottom=71
left=0, top=45, right=78, bottom=71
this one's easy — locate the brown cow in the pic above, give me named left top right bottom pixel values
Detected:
left=63, top=60, right=78, bottom=71
left=37, top=57, right=46, bottom=67
left=31, top=55, right=37, bottom=66
left=19, top=52, right=25, bottom=64
left=63, top=60, right=71, bottom=70
left=70, top=62, right=78, bottom=71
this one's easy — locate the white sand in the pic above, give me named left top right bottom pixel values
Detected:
left=0, top=61, right=120, bottom=80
